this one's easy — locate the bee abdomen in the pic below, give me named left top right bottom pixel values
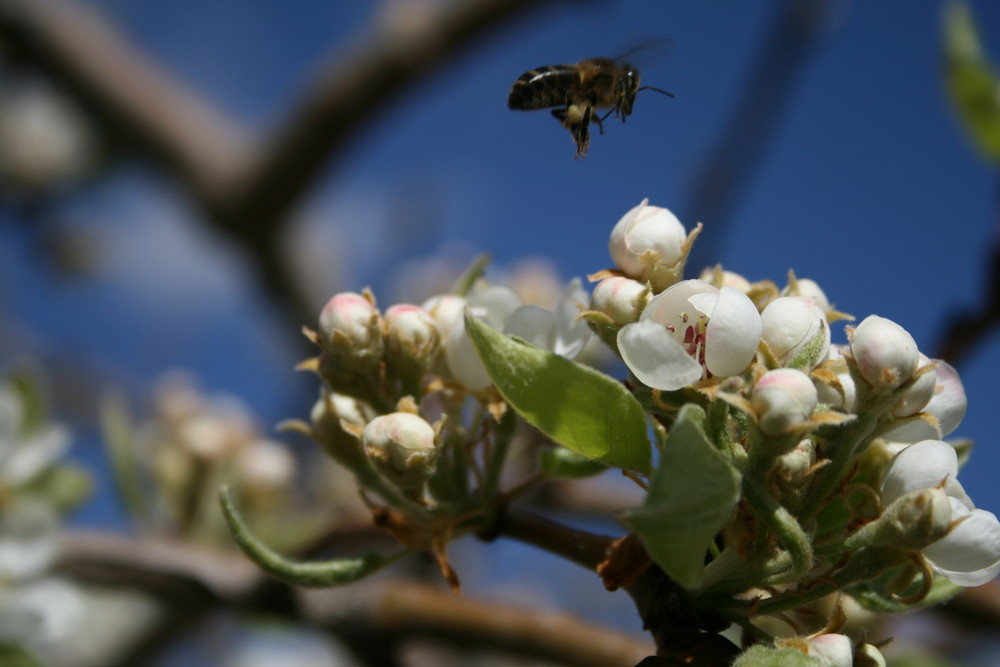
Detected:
left=507, top=65, right=577, bottom=110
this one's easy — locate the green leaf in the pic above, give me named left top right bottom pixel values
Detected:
left=464, top=313, right=651, bottom=474
left=540, top=446, right=608, bottom=479
left=451, top=253, right=492, bottom=297
left=620, top=404, right=741, bottom=589
left=0, top=644, right=44, bottom=667
left=943, top=0, right=1000, bottom=163
left=219, top=486, right=405, bottom=587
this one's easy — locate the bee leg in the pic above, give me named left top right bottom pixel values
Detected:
left=571, top=107, right=592, bottom=158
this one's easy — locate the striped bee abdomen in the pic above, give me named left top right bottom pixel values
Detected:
left=507, top=65, right=578, bottom=110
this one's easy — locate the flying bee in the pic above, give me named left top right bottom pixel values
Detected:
left=507, top=56, right=673, bottom=158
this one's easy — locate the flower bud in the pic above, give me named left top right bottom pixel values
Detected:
left=881, top=359, right=967, bottom=442
left=814, top=345, right=856, bottom=411
left=891, top=353, right=936, bottom=418
left=699, top=267, right=752, bottom=293
left=850, top=315, right=919, bottom=390
left=609, top=199, right=690, bottom=292
left=781, top=276, right=831, bottom=312
left=310, top=393, right=374, bottom=467
left=383, top=304, right=440, bottom=380
left=775, top=439, right=816, bottom=489
left=854, top=643, right=887, bottom=667
left=589, top=276, right=649, bottom=326
left=318, top=292, right=383, bottom=371
left=363, top=413, right=437, bottom=493
left=761, top=297, right=830, bottom=370
left=422, top=294, right=467, bottom=339
left=235, top=439, right=296, bottom=502
left=752, top=369, right=818, bottom=436
left=805, top=634, right=854, bottom=667
left=875, top=487, right=953, bottom=550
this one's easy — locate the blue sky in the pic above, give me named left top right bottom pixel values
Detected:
left=4, top=0, right=1000, bottom=577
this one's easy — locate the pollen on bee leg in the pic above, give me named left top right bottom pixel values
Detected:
left=562, top=104, right=585, bottom=127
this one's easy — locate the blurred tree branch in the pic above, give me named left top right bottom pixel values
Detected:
left=57, top=528, right=652, bottom=667
left=0, top=0, right=555, bottom=324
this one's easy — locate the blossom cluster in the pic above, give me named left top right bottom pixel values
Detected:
left=588, top=199, right=1000, bottom=591
left=225, top=198, right=1000, bottom=665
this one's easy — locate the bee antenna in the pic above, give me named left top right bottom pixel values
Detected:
left=638, top=86, right=674, bottom=98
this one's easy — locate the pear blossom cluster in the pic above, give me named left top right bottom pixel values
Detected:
left=589, top=200, right=1000, bottom=589
left=224, top=198, right=1000, bottom=665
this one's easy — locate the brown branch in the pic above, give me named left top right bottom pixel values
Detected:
left=0, top=0, right=250, bottom=210
left=56, top=529, right=653, bottom=667
left=496, top=506, right=617, bottom=570
left=228, top=0, right=550, bottom=238
left=933, top=207, right=1000, bottom=365
left=0, top=0, right=556, bottom=326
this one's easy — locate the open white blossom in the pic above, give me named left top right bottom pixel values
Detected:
left=617, top=279, right=761, bottom=391
left=882, top=439, right=1000, bottom=586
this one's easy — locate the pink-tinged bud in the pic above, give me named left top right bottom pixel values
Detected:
left=590, top=276, right=649, bottom=326
left=850, top=315, right=919, bottom=390
left=609, top=199, right=690, bottom=292
left=760, top=296, right=830, bottom=369
left=781, top=277, right=831, bottom=311
left=318, top=292, right=383, bottom=370
left=383, top=304, right=440, bottom=374
left=805, top=634, right=854, bottom=667
left=363, top=413, right=437, bottom=492
left=752, top=369, right=818, bottom=436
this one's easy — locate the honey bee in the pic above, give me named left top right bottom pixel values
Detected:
left=507, top=56, right=673, bottom=158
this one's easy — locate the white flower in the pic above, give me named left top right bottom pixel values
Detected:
left=882, top=440, right=1000, bottom=586
left=608, top=199, right=690, bottom=292
left=891, top=353, right=936, bottom=418
left=752, top=369, right=818, bottom=436
left=850, top=315, right=919, bottom=390
left=881, top=359, right=967, bottom=442
left=760, top=296, right=830, bottom=369
left=617, top=279, right=761, bottom=391
left=438, top=280, right=591, bottom=391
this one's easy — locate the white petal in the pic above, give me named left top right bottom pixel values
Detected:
left=704, top=287, right=762, bottom=377
left=618, top=321, right=703, bottom=391
left=552, top=278, right=592, bottom=358
left=640, top=279, right=715, bottom=325
left=444, top=315, right=492, bottom=391
left=924, top=508, right=1000, bottom=586
left=504, top=305, right=556, bottom=350
left=881, top=440, right=959, bottom=506
left=468, top=285, right=523, bottom=330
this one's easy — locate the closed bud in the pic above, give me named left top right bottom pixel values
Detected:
left=363, top=413, right=437, bottom=494
left=760, top=296, right=830, bottom=369
left=318, top=292, right=383, bottom=371
left=608, top=199, right=693, bottom=293
left=383, top=304, right=440, bottom=383
left=850, top=315, right=919, bottom=390
left=752, top=369, right=818, bottom=436
left=590, top=276, right=649, bottom=326
left=876, top=487, right=953, bottom=550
